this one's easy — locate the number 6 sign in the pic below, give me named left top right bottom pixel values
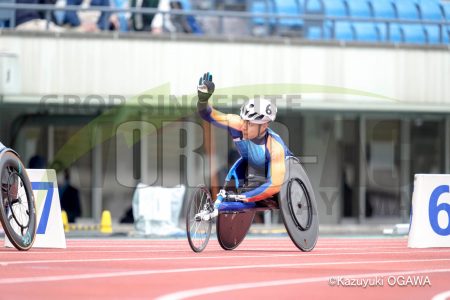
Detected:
left=409, top=174, right=450, bottom=248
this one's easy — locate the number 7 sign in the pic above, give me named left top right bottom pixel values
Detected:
left=32, top=182, right=54, bottom=234
left=4, top=169, right=66, bottom=249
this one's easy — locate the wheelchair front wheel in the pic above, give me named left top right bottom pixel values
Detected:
left=186, top=185, right=213, bottom=253
left=0, top=151, right=37, bottom=251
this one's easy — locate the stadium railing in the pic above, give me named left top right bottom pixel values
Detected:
left=0, top=1, right=449, bottom=44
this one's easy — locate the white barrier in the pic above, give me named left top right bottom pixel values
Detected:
left=4, top=169, right=66, bottom=249
left=132, top=183, right=185, bottom=236
left=408, top=174, right=450, bottom=248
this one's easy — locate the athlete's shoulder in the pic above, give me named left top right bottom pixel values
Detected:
left=268, top=128, right=279, bottom=136
left=267, top=128, right=293, bottom=157
left=267, top=132, right=285, bottom=158
left=267, top=128, right=285, bottom=146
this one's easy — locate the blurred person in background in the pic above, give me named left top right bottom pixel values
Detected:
left=53, top=0, right=122, bottom=31
left=15, top=0, right=64, bottom=31
left=151, top=0, right=202, bottom=34
left=52, top=0, right=98, bottom=31
left=57, top=168, right=82, bottom=223
left=109, top=0, right=129, bottom=31
left=28, top=155, right=47, bottom=169
left=89, top=0, right=128, bottom=31
left=130, top=0, right=158, bottom=31
left=150, top=0, right=177, bottom=33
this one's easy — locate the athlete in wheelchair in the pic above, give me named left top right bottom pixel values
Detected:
left=186, top=73, right=319, bottom=252
left=0, top=141, right=36, bottom=250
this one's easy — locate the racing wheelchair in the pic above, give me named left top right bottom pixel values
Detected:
left=0, top=142, right=37, bottom=250
left=186, top=156, right=319, bottom=252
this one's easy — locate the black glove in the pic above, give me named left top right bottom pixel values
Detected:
left=197, top=72, right=215, bottom=103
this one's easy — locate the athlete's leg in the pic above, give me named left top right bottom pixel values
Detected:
left=201, top=158, right=247, bottom=221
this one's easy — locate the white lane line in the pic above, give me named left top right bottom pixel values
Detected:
left=62, top=245, right=188, bottom=248
left=64, top=239, right=406, bottom=244
left=0, top=258, right=450, bottom=284
left=72, top=239, right=404, bottom=241
left=1, top=249, right=188, bottom=254
left=16, top=244, right=407, bottom=250
left=0, top=246, right=419, bottom=255
left=432, top=290, right=450, bottom=300
left=62, top=244, right=407, bottom=248
left=64, top=240, right=406, bottom=245
left=70, top=244, right=406, bottom=247
left=1, top=243, right=411, bottom=251
left=155, top=268, right=450, bottom=300
left=64, top=241, right=406, bottom=245
left=2, top=249, right=450, bottom=266
left=0, top=246, right=410, bottom=253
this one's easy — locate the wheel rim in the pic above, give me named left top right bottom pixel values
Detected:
left=187, top=188, right=212, bottom=252
left=287, top=178, right=312, bottom=231
left=1, top=163, right=35, bottom=248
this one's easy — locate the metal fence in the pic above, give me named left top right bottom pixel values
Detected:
left=0, top=2, right=449, bottom=43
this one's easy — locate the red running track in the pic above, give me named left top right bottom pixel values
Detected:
left=1, top=237, right=450, bottom=300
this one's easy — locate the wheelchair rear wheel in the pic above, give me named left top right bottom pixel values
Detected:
left=0, top=151, right=37, bottom=251
left=279, top=157, right=319, bottom=252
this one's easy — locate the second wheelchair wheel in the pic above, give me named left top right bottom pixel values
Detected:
left=279, top=157, right=319, bottom=252
left=186, top=185, right=213, bottom=253
left=0, top=151, right=37, bottom=251
left=217, top=211, right=255, bottom=250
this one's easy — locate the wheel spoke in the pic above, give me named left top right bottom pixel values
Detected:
left=193, top=218, right=201, bottom=236
left=5, top=166, right=12, bottom=176
left=5, top=173, right=31, bottom=230
left=195, top=194, right=200, bottom=214
left=198, top=194, right=205, bottom=214
left=187, top=188, right=213, bottom=251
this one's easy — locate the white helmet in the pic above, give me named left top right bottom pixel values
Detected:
left=240, top=98, right=277, bottom=124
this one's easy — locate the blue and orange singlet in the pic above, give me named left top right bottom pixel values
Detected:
left=198, top=103, right=293, bottom=202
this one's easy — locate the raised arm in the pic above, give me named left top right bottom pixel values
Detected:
left=197, top=72, right=243, bottom=132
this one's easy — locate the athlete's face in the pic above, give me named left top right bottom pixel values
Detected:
left=242, top=121, right=269, bottom=140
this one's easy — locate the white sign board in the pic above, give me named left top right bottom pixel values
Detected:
left=408, top=174, right=450, bottom=248
left=5, top=169, right=66, bottom=248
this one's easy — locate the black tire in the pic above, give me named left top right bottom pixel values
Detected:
left=279, top=157, right=319, bottom=252
left=0, top=151, right=37, bottom=251
left=186, top=185, right=213, bottom=253
left=217, top=211, right=255, bottom=250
